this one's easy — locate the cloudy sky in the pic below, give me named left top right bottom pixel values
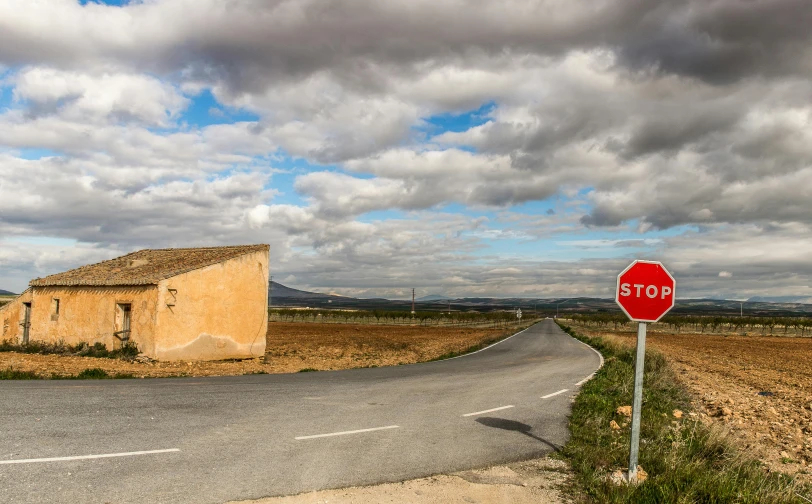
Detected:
left=1, top=0, right=811, bottom=300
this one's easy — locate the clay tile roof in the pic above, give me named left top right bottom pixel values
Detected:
left=30, top=244, right=269, bottom=287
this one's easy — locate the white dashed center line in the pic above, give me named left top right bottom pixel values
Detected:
left=295, top=425, right=400, bottom=440
left=541, top=389, right=569, bottom=399
left=0, top=448, right=181, bottom=465
left=462, top=405, right=514, bottom=417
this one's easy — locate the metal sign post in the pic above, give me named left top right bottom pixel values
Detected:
left=628, top=321, right=646, bottom=481
left=615, top=260, right=676, bottom=483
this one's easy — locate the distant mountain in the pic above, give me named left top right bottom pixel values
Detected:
left=417, top=294, right=451, bottom=301
left=265, top=282, right=812, bottom=315
left=269, top=282, right=336, bottom=299
left=747, top=295, right=812, bottom=304
left=0, top=289, right=16, bottom=296
left=269, top=281, right=360, bottom=301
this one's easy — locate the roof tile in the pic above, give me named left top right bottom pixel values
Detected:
left=30, top=245, right=269, bottom=287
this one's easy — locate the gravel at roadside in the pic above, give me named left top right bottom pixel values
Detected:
left=229, top=457, right=570, bottom=504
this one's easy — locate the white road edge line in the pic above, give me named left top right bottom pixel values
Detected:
left=462, top=405, right=514, bottom=417
left=578, top=340, right=605, bottom=369
left=442, top=325, right=533, bottom=361
left=295, top=425, right=400, bottom=440
left=568, top=329, right=604, bottom=386
left=0, top=448, right=180, bottom=465
left=541, top=389, right=569, bottom=399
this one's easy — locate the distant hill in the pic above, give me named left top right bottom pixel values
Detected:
left=747, top=295, right=812, bottom=304
left=417, top=294, right=451, bottom=301
left=270, top=282, right=336, bottom=299
left=0, top=289, right=16, bottom=296
left=269, top=281, right=359, bottom=301
left=266, top=282, right=812, bottom=315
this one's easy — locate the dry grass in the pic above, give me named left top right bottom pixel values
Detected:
left=558, top=323, right=808, bottom=503
left=565, top=321, right=812, bottom=485
left=0, top=320, right=534, bottom=379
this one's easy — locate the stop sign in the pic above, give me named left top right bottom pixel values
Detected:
left=615, top=260, right=676, bottom=322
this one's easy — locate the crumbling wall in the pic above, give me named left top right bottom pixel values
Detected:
left=154, top=249, right=268, bottom=360
left=0, top=289, right=32, bottom=343
left=26, top=286, right=158, bottom=353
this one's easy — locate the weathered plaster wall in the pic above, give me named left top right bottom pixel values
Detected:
left=154, top=250, right=268, bottom=360
left=25, top=286, right=158, bottom=352
left=0, top=289, right=32, bottom=343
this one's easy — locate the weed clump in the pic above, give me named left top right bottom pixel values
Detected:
left=0, top=367, right=41, bottom=379
left=65, top=368, right=134, bottom=379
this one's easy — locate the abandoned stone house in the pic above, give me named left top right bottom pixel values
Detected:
left=0, top=244, right=269, bottom=361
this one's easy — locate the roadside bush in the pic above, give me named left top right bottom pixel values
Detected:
left=75, top=368, right=110, bottom=379
left=67, top=368, right=134, bottom=379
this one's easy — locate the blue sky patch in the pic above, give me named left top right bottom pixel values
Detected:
left=79, top=0, right=131, bottom=6
left=180, top=88, right=260, bottom=128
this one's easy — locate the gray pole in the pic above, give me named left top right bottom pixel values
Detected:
left=628, top=321, right=646, bottom=482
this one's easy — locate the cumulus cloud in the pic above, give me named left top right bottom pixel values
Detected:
left=1, top=0, right=811, bottom=298
left=12, top=67, right=188, bottom=126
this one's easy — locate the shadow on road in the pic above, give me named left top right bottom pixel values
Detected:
left=475, top=417, right=561, bottom=452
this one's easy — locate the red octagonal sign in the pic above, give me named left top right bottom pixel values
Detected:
left=616, top=260, right=676, bottom=323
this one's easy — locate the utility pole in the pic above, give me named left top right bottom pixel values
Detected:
left=556, top=298, right=574, bottom=318
left=411, top=288, right=415, bottom=315
left=740, top=302, right=743, bottom=317
left=269, top=275, right=273, bottom=309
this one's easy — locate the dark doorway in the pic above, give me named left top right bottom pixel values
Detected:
left=21, top=303, right=31, bottom=345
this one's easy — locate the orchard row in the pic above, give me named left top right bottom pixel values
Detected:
left=269, top=308, right=527, bottom=328
left=564, top=313, right=812, bottom=336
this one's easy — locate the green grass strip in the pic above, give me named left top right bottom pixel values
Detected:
left=0, top=366, right=134, bottom=380
left=0, top=367, right=41, bottom=380
left=557, top=322, right=808, bottom=503
left=0, top=339, right=139, bottom=360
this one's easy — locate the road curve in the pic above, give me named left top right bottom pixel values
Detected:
left=0, top=319, right=601, bottom=504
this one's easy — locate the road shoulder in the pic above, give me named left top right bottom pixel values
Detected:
left=229, top=457, right=570, bottom=504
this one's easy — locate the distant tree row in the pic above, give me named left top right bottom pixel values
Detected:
left=564, top=313, right=812, bottom=336
left=269, top=308, right=526, bottom=328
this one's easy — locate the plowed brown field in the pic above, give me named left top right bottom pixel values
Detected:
left=1, top=321, right=531, bottom=379
left=568, top=322, right=812, bottom=483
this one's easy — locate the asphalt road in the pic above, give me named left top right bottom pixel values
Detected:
left=0, top=318, right=601, bottom=504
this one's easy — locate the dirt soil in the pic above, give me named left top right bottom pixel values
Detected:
left=569, top=322, right=812, bottom=484
left=229, top=457, right=570, bottom=504
left=0, top=322, right=528, bottom=379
